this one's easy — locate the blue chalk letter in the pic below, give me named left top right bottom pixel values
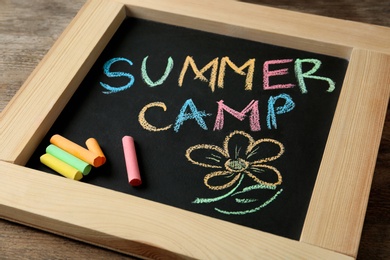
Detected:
left=100, top=57, right=135, bottom=94
left=174, top=99, right=211, bottom=132
left=267, top=94, right=295, bottom=129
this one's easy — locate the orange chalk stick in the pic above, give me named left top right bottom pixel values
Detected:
left=40, top=153, right=83, bottom=181
left=50, top=134, right=104, bottom=167
left=86, top=138, right=106, bottom=164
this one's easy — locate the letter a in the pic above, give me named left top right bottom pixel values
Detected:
left=174, top=99, right=211, bottom=132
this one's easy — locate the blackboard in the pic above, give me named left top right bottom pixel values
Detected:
left=27, top=17, right=348, bottom=240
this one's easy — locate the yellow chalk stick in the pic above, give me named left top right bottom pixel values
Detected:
left=86, top=138, right=106, bottom=165
left=40, top=153, right=83, bottom=181
left=50, top=134, right=104, bottom=167
left=46, top=144, right=92, bottom=175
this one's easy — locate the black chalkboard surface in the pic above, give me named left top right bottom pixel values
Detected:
left=27, top=17, right=348, bottom=240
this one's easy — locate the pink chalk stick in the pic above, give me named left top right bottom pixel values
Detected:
left=122, top=136, right=142, bottom=186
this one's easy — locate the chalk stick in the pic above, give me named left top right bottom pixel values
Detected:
left=122, top=136, right=142, bottom=186
left=86, top=138, right=106, bottom=165
left=40, top=153, right=83, bottom=181
left=50, top=134, right=104, bottom=167
left=46, top=144, right=92, bottom=175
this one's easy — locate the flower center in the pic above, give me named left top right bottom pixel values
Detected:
left=225, top=158, right=249, bottom=172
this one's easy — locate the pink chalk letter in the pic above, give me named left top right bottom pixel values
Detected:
left=263, top=59, right=295, bottom=90
left=122, top=136, right=142, bottom=186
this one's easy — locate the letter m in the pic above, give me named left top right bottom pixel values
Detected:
left=213, top=100, right=261, bottom=131
left=178, top=56, right=219, bottom=92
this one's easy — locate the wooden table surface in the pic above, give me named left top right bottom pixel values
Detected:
left=0, top=0, right=389, bottom=259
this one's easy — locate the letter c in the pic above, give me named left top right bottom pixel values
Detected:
left=138, top=102, right=172, bottom=131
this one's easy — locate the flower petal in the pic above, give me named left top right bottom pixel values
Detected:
left=246, top=138, right=284, bottom=164
left=204, top=170, right=241, bottom=190
left=244, top=164, right=282, bottom=186
left=186, top=144, right=228, bottom=168
left=223, top=130, right=255, bottom=160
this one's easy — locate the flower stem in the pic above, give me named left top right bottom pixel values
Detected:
left=192, top=174, right=244, bottom=204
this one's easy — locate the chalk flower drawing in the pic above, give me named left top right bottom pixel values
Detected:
left=185, top=130, right=285, bottom=215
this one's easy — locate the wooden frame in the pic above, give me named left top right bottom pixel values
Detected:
left=1, top=0, right=389, bottom=258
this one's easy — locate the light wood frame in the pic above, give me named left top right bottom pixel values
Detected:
left=1, top=0, right=390, bottom=258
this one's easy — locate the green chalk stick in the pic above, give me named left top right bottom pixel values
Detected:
left=46, top=144, right=92, bottom=175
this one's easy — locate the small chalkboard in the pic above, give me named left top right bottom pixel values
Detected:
left=2, top=0, right=390, bottom=258
left=27, top=17, right=348, bottom=240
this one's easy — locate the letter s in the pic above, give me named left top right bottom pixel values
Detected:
left=100, top=57, right=135, bottom=94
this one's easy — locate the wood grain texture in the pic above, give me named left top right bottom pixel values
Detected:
left=0, top=161, right=353, bottom=259
left=0, top=0, right=389, bottom=259
left=0, top=0, right=126, bottom=165
left=301, top=49, right=390, bottom=256
left=0, top=1, right=130, bottom=258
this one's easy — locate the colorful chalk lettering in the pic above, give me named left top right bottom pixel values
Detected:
left=100, top=55, right=337, bottom=94
left=100, top=57, right=134, bottom=94
left=138, top=98, right=295, bottom=133
left=141, top=56, right=174, bottom=87
left=138, top=102, right=172, bottom=132
left=178, top=56, right=219, bottom=92
left=213, top=100, right=261, bottom=131
left=173, top=99, right=211, bottom=132
left=295, top=58, right=335, bottom=93
left=267, top=94, right=295, bottom=129
left=263, top=59, right=295, bottom=90
left=218, top=57, right=255, bottom=90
